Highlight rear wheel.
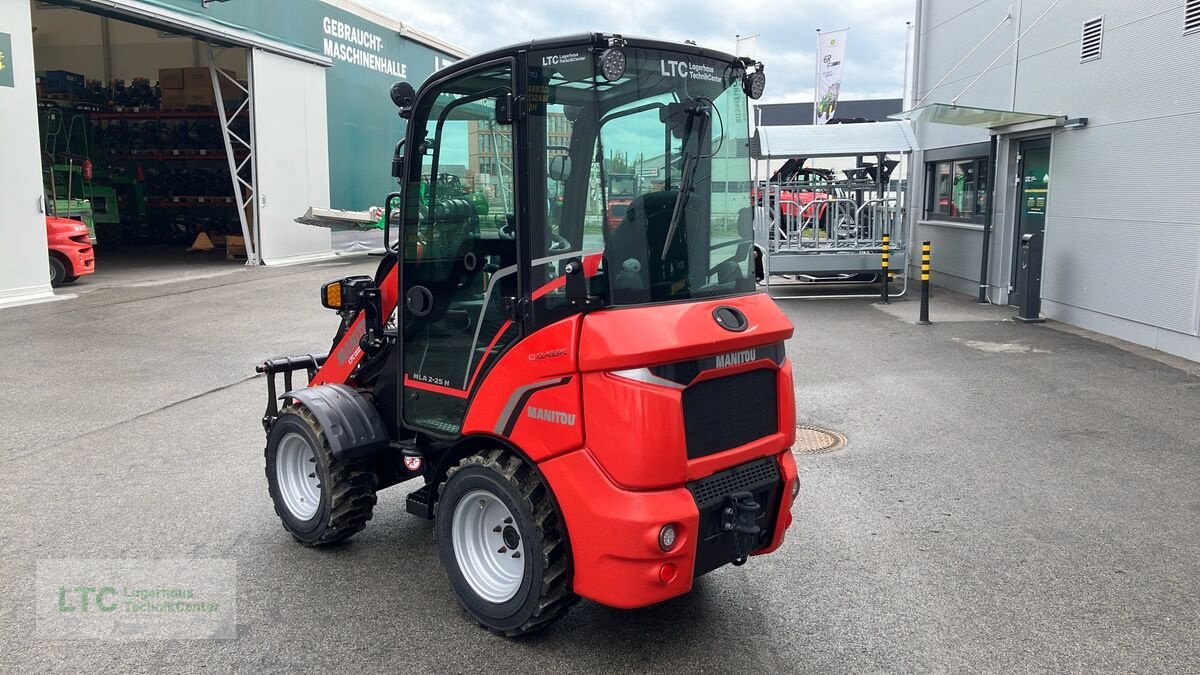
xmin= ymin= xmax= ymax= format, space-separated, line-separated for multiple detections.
xmin=436 ymin=449 xmax=577 ymax=635
xmin=265 ymin=405 xmax=377 ymax=546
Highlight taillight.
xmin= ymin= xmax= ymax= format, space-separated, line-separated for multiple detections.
xmin=82 ymin=159 xmax=93 ymax=181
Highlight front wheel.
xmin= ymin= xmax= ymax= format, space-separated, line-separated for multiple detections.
xmin=265 ymin=405 xmax=377 ymax=546
xmin=49 ymin=257 xmax=67 ymax=288
xmin=436 ymin=449 xmax=577 ymax=635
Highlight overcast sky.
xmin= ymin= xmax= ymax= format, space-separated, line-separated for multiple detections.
xmin=357 ymin=0 xmax=915 ymax=104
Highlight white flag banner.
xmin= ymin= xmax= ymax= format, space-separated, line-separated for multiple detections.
xmin=815 ymin=29 xmax=848 ymax=125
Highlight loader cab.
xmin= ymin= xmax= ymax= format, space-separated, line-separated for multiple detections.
xmin=391 ymin=34 xmax=766 ymax=437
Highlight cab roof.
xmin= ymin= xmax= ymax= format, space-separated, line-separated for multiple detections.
xmin=433 ymin=33 xmax=743 ymax=83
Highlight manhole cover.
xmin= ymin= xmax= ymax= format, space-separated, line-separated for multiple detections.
xmin=792 ymin=425 xmax=847 ymax=455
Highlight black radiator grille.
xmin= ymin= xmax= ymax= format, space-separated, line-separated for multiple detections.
xmin=682 ymin=368 xmax=779 ymax=459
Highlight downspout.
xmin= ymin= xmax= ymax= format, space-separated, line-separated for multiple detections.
xmin=910 ymin=0 xmax=923 ymax=108
xmin=910 ymin=0 xmax=923 ymax=281
xmin=977 ymin=134 xmax=998 ymax=303
xmin=979 ymin=1 xmax=1020 ymax=304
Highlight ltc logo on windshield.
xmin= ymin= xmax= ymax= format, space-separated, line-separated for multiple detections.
xmin=659 ymin=59 xmax=722 ymax=83
xmin=542 ymin=52 xmax=586 ymax=67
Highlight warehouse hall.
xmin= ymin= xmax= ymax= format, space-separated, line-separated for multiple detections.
xmin=0 ymin=0 xmax=466 ymax=308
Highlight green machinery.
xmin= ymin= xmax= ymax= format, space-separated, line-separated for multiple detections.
xmin=40 ymin=104 xmax=147 ymax=244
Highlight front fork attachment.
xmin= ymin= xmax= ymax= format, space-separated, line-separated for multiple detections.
xmin=255 ymin=353 xmax=327 ymax=431
xmin=723 ymin=490 xmax=763 ymax=564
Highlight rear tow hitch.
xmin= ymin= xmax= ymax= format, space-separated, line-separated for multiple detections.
xmin=723 ymin=490 xmax=763 ymax=563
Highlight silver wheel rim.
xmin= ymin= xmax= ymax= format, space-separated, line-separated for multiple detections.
xmin=276 ymin=432 xmax=321 ymax=521
xmin=452 ymin=489 xmax=525 ymax=603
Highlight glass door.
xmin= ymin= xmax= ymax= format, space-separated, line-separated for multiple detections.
xmin=399 ymin=62 xmax=520 ymax=435
xmin=1011 ymin=137 xmax=1051 ymax=297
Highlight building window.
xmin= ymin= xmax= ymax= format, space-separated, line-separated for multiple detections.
xmin=926 ymin=157 xmax=989 ymax=223
xmin=1186 ymin=0 xmax=1199 ymax=35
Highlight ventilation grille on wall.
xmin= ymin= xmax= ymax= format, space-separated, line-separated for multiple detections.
xmin=1186 ymin=0 xmax=1200 ymax=35
xmin=1080 ymin=16 xmax=1104 ymax=62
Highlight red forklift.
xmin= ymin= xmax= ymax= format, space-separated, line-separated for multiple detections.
xmin=257 ymin=34 xmax=796 ymax=635
xmin=604 ymin=172 xmax=638 ymax=229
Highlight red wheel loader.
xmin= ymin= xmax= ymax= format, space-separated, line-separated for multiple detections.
xmin=257 ymin=34 xmax=796 ymax=635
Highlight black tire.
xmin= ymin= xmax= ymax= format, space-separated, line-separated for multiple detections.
xmin=264 ymin=405 xmax=377 ymax=546
xmin=436 ymin=449 xmax=578 ymax=636
xmin=49 ymin=257 xmax=67 ymax=288
xmin=63 ymin=275 xmax=80 ymax=284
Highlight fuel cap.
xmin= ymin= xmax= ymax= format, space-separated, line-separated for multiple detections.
xmin=713 ymin=306 xmax=748 ymax=332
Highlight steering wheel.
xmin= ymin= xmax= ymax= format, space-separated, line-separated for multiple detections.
xmin=495 ymin=213 xmax=516 ymax=240
xmin=547 ymin=230 xmax=571 ymax=253
xmin=494 ymin=214 xmax=572 ymax=252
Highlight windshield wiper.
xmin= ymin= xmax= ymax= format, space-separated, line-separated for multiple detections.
xmin=660 ymin=105 xmax=710 ymax=261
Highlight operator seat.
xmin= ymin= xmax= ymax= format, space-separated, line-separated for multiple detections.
xmin=605 ymin=190 xmax=680 ymax=304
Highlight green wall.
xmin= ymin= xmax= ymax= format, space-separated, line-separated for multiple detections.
xmin=127 ymin=0 xmax=459 ymax=209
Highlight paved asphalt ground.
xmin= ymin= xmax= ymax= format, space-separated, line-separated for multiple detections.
xmin=3 ymin=259 xmax=1199 ymax=673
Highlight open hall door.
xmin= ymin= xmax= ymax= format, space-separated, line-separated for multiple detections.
xmin=252 ymin=49 xmax=333 ymax=265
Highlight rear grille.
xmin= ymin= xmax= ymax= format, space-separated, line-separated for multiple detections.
xmin=687 ymin=457 xmax=780 ymax=506
xmin=682 ymin=368 xmax=778 ymax=459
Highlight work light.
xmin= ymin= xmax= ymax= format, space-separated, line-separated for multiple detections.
xmin=599 ymin=47 xmax=626 ymax=82
xmin=743 ymin=70 xmax=766 ymax=100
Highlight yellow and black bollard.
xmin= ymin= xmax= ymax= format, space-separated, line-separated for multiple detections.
xmin=917 ymin=241 xmax=932 ymax=325
xmin=878 ymin=234 xmax=891 ymax=305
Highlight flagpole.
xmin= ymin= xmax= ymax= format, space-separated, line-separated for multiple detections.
xmin=813 ymin=29 xmax=821 ymax=125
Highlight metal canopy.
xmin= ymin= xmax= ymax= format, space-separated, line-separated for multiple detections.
xmin=890 ymin=103 xmax=1064 ymax=131
xmin=751 ymin=121 xmax=918 ymax=159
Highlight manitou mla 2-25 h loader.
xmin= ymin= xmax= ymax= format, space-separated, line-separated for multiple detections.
xmin=257 ymin=34 xmax=797 ymax=635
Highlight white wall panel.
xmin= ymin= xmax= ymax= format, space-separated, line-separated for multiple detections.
xmin=1043 ymin=216 xmax=1199 ymax=335
xmin=0 ymin=1 xmax=55 ymax=307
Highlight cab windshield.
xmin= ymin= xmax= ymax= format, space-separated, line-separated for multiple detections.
xmin=530 ymin=45 xmax=756 ymax=308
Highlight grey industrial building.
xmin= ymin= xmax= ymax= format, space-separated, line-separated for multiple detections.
xmin=906 ymin=0 xmax=1200 ymax=362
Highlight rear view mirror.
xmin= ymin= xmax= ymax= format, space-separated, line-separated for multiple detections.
xmin=548 ymin=155 xmax=572 ymax=182
xmin=390 ymin=81 xmax=416 ymax=118
xmin=391 ymin=140 xmax=405 ymax=179
xmin=495 ymin=93 xmax=515 ymax=125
